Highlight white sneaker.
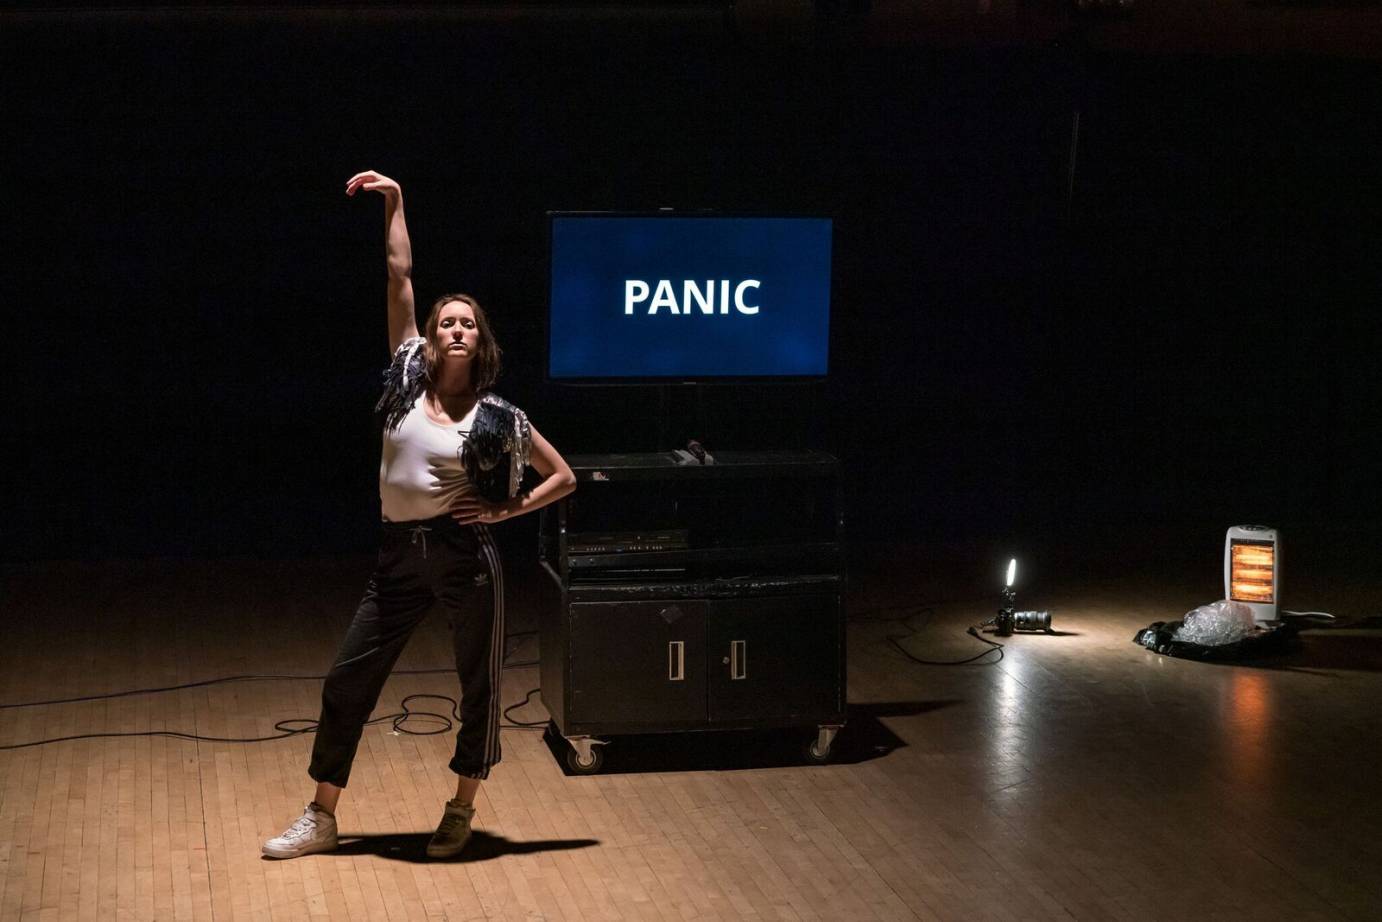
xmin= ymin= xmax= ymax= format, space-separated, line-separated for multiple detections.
xmin=262 ymin=802 xmax=338 ymax=859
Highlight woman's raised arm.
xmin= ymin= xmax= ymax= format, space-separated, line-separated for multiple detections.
xmin=346 ymin=170 xmax=418 ymax=353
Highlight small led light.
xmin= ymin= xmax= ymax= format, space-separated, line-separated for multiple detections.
xmin=992 ymin=557 xmax=1053 ymax=636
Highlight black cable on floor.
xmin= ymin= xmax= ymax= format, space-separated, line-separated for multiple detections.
xmin=502 ymin=687 xmax=548 ymax=728
xmin=853 ymin=604 xmax=1005 ymax=665
xmin=887 ymin=626 xmax=1004 ymax=666
xmin=0 ymin=635 xmax=549 ymax=750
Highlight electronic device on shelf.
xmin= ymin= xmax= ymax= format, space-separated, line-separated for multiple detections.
xmin=565 ymin=530 xmax=690 ymax=555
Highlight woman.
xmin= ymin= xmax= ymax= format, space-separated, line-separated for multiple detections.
xmin=263 ymin=170 xmax=576 ymax=860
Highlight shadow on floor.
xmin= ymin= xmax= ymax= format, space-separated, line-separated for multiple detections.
xmin=1146 ymin=627 xmax=1382 ymax=674
xmin=541 ymin=700 xmax=960 ymax=776
xmin=317 ymin=831 xmax=600 ymax=863
xmin=1242 ymin=631 xmax=1382 ymax=673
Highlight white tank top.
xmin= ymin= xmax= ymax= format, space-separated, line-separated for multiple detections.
xmin=379 ymin=394 xmax=479 ymax=522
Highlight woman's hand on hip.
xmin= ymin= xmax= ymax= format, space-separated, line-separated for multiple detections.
xmin=450 ymin=495 xmax=509 ymax=525
xmin=345 ymin=170 xmax=401 ymax=199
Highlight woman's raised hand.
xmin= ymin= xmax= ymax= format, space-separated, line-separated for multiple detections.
xmin=345 ymin=170 xmax=401 ymax=198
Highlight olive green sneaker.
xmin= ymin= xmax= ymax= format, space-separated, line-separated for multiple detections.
xmin=426 ymin=799 xmax=476 ymax=858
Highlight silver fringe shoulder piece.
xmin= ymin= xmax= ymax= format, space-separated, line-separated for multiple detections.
xmin=375 ymin=336 xmax=428 ymax=432
xmin=462 ymin=393 xmax=533 ymax=503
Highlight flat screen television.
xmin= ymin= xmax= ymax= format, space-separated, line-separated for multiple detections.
xmin=547 ymin=212 xmax=832 ymax=383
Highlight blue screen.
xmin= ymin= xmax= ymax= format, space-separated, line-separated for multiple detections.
xmin=548 ymin=215 xmax=832 ymax=379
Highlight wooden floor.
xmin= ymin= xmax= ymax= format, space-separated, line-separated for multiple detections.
xmin=2 ymin=541 xmax=1380 ymax=922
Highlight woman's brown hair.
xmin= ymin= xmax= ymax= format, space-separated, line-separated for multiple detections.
xmin=421 ymin=293 xmax=502 ymax=392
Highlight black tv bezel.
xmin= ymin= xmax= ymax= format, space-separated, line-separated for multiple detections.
xmin=544 ymin=210 xmax=834 ymax=386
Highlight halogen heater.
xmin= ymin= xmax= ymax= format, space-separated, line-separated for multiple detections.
xmin=1224 ymin=525 xmax=1279 ymax=624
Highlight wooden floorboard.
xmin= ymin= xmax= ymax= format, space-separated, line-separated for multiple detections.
xmin=1 ymin=546 xmax=1380 ymax=921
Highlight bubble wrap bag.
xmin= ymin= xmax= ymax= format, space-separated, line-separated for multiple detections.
xmin=1172 ymin=599 xmax=1259 ymax=646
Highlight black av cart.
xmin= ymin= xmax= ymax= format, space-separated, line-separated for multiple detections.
xmin=536 ymin=450 xmax=846 ymax=773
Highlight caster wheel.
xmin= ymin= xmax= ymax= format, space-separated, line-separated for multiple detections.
xmin=565 ymin=745 xmax=605 ymax=775
xmin=802 ymin=737 xmax=832 ymax=765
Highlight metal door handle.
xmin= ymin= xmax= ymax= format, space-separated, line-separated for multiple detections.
xmin=668 ymin=641 xmax=684 ymax=681
xmin=729 ymin=640 xmax=746 ymax=680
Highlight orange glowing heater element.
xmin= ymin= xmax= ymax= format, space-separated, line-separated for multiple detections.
xmin=1230 ymin=542 xmax=1276 ymax=603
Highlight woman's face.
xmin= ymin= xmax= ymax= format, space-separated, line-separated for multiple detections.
xmin=435 ymin=300 xmax=480 ymax=362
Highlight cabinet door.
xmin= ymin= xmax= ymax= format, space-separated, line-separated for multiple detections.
xmin=569 ymin=600 xmax=707 ymax=724
xmin=707 ymin=594 xmax=842 ymax=723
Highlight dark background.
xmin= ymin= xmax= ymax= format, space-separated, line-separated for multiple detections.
xmin=5 ymin=3 xmax=1381 ymax=582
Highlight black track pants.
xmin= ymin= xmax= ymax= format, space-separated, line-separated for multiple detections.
xmin=308 ymin=515 xmax=505 ymax=786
